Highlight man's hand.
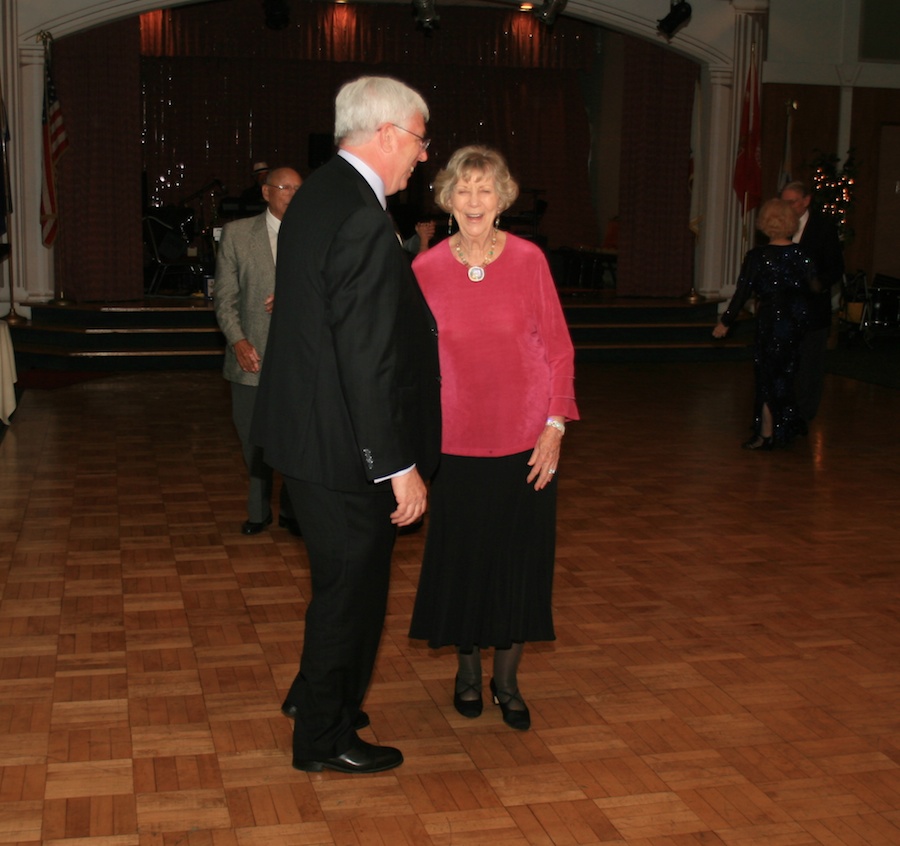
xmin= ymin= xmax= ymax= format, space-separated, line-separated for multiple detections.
xmin=234 ymin=338 xmax=261 ymax=373
xmin=390 ymin=468 xmax=428 ymax=526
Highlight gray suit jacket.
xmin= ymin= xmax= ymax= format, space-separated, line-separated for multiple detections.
xmin=213 ymin=212 xmax=275 ymax=385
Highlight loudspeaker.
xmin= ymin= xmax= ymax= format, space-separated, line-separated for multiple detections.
xmin=308 ymin=133 xmax=333 ymax=171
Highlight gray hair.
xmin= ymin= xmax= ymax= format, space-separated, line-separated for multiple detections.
xmin=334 ymin=76 xmax=429 ymax=146
xmin=781 ymin=180 xmax=810 ymax=198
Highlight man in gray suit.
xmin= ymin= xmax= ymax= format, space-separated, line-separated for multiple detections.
xmin=214 ymin=166 xmax=303 ymax=535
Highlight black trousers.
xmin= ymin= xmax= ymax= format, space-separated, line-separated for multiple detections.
xmin=794 ymin=326 xmax=829 ymax=422
xmin=282 ymin=475 xmax=397 ymax=758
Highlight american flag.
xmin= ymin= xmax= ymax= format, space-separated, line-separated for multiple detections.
xmin=40 ymin=44 xmax=69 ymax=248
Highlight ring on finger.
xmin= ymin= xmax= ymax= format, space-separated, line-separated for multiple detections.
xmin=548 ymin=468 xmax=556 ymax=475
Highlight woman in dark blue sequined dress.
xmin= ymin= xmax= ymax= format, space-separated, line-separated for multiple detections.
xmin=713 ymin=198 xmax=819 ymax=450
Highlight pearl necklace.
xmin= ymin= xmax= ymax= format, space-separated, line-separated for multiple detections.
xmin=454 ymin=231 xmax=497 ymax=283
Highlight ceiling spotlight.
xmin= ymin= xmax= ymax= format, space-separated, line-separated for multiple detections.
xmin=533 ymin=0 xmax=568 ymax=26
xmin=412 ymin=0 xmax=440 ymax=32
xmin=657 ymin=1 xmax=692 ymax=40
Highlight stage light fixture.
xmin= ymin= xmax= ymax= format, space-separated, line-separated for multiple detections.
xmin=533 ymin=0 xmax=568 ymax=26
xmin=412 ymin=0 xmax=440 ymax=32
xmin=657 ymin=1 xmax=692 ymax=40
xmin=263 ymin=0 xmax=290 ymax=31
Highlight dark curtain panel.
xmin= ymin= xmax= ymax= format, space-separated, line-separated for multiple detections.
xmin=142 ymin=59 xmax=596 ymax=251
xmin=617 ymin=37 xmax=698 ymax=297
xmin=761 ymin=83 xmax=840 ymax=200
xmin=54 ymin=20 xmax=143 ymax=302
xmin=140 ymin=1 xmax=597 ymax=251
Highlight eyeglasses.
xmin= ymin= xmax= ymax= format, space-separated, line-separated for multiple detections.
xmin=390 ymin=123 xmax=431 ymax=151
xmin=266 ymin=183 xmax=301 ymax=192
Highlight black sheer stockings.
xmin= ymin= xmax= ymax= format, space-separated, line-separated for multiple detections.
xmin=456 ymin=643 xmax=526 ymax=709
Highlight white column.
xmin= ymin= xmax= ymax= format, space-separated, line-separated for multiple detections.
xmin=716 ymin=1 xmax=768 ymax=303
xmin=694 ymin=2 xmax=769 ymax=301
xmin=695 ymin=66 xmax=735 ymax=299
xmin=0 ymin=16 xmax=53 ymax=319
xmin=836 ymin=66 xmax=859 ymax=170
xmin=836 ymin=0 xmax=861 ymax=169
xmin=0 ymin=0 xmax=21 ymax=316
xmin=18 ymin=44 xmax=54 ymax=306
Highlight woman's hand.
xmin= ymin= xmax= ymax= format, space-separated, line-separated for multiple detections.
xmin=526 ymin=420 xmax=564 ymax=491
xmin=712 ymin=321 xmax=728 ymax=339
xmin=415 ymin=220 xmax=436 ymax=252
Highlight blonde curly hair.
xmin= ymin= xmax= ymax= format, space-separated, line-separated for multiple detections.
xmin=433 ymin=145 xmax=519 ymax=214
xmin=757 ymin=198 xmax=800 ymax=241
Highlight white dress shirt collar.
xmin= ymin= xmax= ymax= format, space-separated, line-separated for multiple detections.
xmin=265 ymin=208 xmax=281 ymax=263
xmin=793 ymin=209 xmax=809 ymax=243
xmin=338 ymin=149 xmax=386 ymax=209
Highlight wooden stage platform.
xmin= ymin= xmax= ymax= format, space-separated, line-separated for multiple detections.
xmin=7 ymin=294 xmax=751 ymax=372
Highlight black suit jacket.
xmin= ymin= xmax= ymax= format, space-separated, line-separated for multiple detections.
xmin=799 ymin=210 xmax=844 ymax=329
xmin=251 ymin=155 xmax=441 ymax=492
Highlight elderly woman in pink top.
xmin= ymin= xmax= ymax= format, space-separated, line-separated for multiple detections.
xmin=408 ymin=145 xmax=579 ymax=731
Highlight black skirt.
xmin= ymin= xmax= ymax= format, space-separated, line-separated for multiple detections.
xmin=409 ymin=451 xmax=557 ymax=651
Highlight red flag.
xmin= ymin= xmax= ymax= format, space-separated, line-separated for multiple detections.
xmin=732 ymin=50 xmax=761 ymax=215
xmin=40 ymin=42 xmax=69 ymax=248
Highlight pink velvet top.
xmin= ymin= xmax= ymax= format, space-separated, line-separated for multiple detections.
xmin=413 ymin=234 xmax=579 ymax=457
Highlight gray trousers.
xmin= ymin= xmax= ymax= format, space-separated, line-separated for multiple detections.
xmin=231 ymin=381 xmax=294 ymax=522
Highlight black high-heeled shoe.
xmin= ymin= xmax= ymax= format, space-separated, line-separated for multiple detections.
xmin=453 ymin=676 xmax=483 ymax=718
xmin=489 ymin=678 xmax=530 ymax=731
xmin=742 ymin=435 xmax=773 ymax=451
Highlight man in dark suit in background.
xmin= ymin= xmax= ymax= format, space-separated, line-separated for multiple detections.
xmin=781 ymin=180 xmax=845 ymax=423
xmin=251 ymin=77 xmax=440 ymax=774
xmin=239 ymin=161 xmax=269 ymax=209
xmin=214 ymin=166 xmax=303 ymax=536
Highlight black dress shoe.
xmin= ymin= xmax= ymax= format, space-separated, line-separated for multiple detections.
xmin=292 ymin=737 xmax=403 ymax=774
xmin=490 ymin=678 xmax=531 ymax=731
xmin=241 ymin=513 xmax=273 ymax=535
xmin=278 ymin=514 xmax=303 ymax=537
xmin=281 ymin=701 xmax=370 ymax=731
xmin=741 ymin=435 xmax=773 ymax=451
xmin=452 ymin=676 xmax=483 ymax=718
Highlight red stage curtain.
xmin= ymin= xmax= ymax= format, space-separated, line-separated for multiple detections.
xmin=617 ymin=37 xmax=698 ymax=297
xmin=139 ymin=2 xmax=594 ymax=69
xmin=54 ymin=20 xmax=144 ymax=302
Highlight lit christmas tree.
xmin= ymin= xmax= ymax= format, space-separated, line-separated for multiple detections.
xmin=810 ymin=151 xmax=855 ymax=243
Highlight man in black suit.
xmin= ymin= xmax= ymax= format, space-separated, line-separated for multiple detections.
xmin=250 ymin=77 xmax=440 ymax=774
xmin=781 ymin=181 xmax=845 ymax=423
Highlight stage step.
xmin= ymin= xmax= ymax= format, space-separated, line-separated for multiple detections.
xmin=9 ymin=294 xmax=752 ymax=372
xmin=561 ymin=296 xmax=753 ymax=363
xmin=10 ymin=300 xmax=226 ymax=371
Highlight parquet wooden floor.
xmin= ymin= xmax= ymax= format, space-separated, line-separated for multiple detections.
xmin=0 ymin=360 xmax=898 ymax=845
